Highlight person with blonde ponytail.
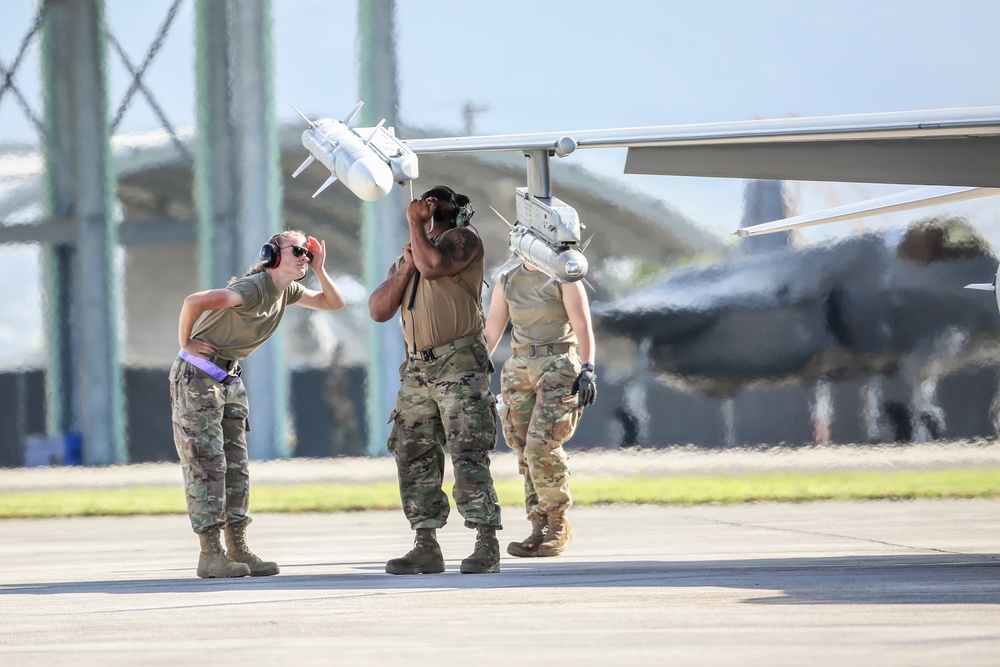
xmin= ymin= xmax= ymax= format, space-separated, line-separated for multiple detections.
xmin=170 ymin=230 xmax=345 ymax=578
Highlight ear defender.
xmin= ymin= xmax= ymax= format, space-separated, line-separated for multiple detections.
xmin=453 ymin=193 xmax=474 ymax=227
xmin=422 ymin=186 xmax=474 ymax=227
xmin=260 ymin=239 xmax=281 ymax=268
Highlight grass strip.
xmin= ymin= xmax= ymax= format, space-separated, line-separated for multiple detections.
xmin=0 ymin=467 xmax=997 ymax=519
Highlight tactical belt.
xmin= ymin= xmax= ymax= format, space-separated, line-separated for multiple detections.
xmin=512 ymin=343 xmax=575 ymax=358
xmin=179 ymin=350 xmax=242 ymax=385
xmin=409 ymin=334 xmax=484 ymax=362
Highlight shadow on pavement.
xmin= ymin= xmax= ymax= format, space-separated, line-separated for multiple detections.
xmin=3 ymin=553 xmax=998 ymax=605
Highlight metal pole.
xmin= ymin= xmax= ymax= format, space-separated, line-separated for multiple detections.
xmin=526 ymin=150 xmax=552 ymax=199
xmin=358 ymin=0 xmax=405 ymax=456
xmin=41 ymin=0 xmax=125 ymax=464
xmin=194 ymin=0 xmax=239 ymax=291
xmin=227 ymin=0 xmax=287 ymax=459
xmin=40 ymin=0 xmax=78 ymax=444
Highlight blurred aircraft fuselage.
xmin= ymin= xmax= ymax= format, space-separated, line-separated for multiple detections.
xmin=595 ymin=223 xmax=1000 ymax=398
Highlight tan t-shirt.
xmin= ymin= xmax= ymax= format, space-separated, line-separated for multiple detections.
xmin=502 ymin=264 xmax=577 ymax=348
xmin=398 ymin=228 xmax=485 ymax=353
xmin=191 ymin=271 xmax=305 ymax=363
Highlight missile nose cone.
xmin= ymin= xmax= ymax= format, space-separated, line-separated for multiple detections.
xmin=346 ymin=156 xmax=393 ymax=201
xmin=564 ymin=254 xmax=588 ymax=280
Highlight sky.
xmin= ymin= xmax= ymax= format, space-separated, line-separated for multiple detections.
xmin=2 ymin=0 xmax=1000 ymax=363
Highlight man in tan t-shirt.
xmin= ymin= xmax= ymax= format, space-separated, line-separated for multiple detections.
xmin=369 ymin=185 xmax=503 ymax=575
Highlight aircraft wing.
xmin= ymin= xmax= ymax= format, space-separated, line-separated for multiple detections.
xmin=738 ymin=185 xmax=1000 ymax=237
xmin=403 ymin=106 xmax=1000 ymax=187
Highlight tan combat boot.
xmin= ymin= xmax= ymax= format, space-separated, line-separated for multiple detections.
xmin=460 ymin=525 xmax=500 ymax=574
xmin=197 ymin=526 xmax=251 ymax=578
xmin=385 ymin=528 xmax=446 ymax=575
xmin=538 ymin=510 xmax=574 ymax=557
xmin=225 ymin=520 xmax=280 ymax=577
xmin=506 ymin=512 xmax=548 ymax=558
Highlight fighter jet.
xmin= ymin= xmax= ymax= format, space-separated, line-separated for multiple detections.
xmin=593 ymin=215 xmax=1000 ymax=398
xmin=591 ymin=170 xmax=1000 ymax=445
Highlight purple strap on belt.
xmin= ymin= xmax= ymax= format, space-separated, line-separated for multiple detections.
xmin=179 ymin=350 xmax=241 ymax=384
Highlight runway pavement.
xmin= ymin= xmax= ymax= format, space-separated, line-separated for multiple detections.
xmin=1 ymin=499 xmax=998 ymax=666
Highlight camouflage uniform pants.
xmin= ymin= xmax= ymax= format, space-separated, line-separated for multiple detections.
xmin=169 ymin=356 xmax=251 ymax=534
xmin=500 ymin=353 xmax=582 ymax=517
xmin=387 ymin=339 xmax=502 ymax=530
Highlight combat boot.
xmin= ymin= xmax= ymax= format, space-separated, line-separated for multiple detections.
xmin=197 ymin=526 xmax=251 ymax=578
xmin=506 ymin=512 xmax=548 ymax=558
xmin=225 ymin=520 xmax=280 ymax=577
xmin=460 ymin=525 xmax=500 ymax=574
xmin=385 ymin=528 xmax=446 ymax=575
xmin=538 ymin=509 xmax=574 ymax=557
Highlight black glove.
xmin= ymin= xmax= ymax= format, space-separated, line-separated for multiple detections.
xmin=572 ymin=364 xmax=597 ymax=407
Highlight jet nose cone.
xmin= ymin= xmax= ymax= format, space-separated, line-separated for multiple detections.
xmin=346 ymin=156 xmax=393 ymax=202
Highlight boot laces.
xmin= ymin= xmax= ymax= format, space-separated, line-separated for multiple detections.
xmin=209 ymin=529 xmax=226 ymax=553
xmin=473 ymin=527 xmax=497 ymax=554
xmin=228 ymin=526 xmax=259 ymax=558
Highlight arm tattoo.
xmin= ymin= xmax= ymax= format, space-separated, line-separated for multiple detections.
xmin=438 ymin=230 xmax=480 ymax=270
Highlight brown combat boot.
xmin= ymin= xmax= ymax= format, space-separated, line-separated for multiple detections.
xmin=385 ymin=528 xmax=446 ymax=575
xmin=506 ymin=512 xmax=548 ymax=558
xmin=197 ymin=526 xmax=251 ymax=578
xmin=225 ymin=520 xmax=279 ymax=576
xmin=460 ymin=525 xmax=500 ymax=574
xmin=538 ymin=510 xmax=574 ymax=557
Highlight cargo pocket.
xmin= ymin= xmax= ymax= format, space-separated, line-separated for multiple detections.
xmin=467 ymin=393 xmax=498 ymax=451
xmin=386 ymin=409 xmax=401 ymax=455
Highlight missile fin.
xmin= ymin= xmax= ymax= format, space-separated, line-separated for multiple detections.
xmin=965 ymin=283 xmax=996 ymax=291
xmin=582 ymin=277 xmax=595 ymax=292
xmin=291 ymin=105 xmax=316 ymax=127
xmin=312 ymin=174 xmax=338 ymax=198
xmin=364 ymin=119 xmax=387 ymax=145
xmin=343 ymin=101 xmax=364 ymax=125
xmin=489 ymin=205 xmax=515 ymax=228
xmin=580 ymin=233 xmax=595 ymax=252
xmin=541 ymin=276 xmax=559 ymax=291
xmin=490 ymin=254 xmax=522 ymax=282
xmin=292 ymin=154 xmax=315 ymax=178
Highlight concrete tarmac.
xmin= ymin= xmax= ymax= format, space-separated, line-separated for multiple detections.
xmin=1 ymin=499 xmax=998 ymax=666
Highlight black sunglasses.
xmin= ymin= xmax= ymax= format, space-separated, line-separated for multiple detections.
xmin=281 ymin=244 xmax=313 ymax=262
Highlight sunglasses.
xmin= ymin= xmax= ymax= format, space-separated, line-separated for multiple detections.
xmin=280 ymin=244 xmax=313 ymax=262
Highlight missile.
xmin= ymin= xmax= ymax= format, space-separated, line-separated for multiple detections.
xmin=490 ymin=189 xmax=592 ymax=286
xmin=291 ymin=102 xmax=419 ymax=201
xmin=507 ymin=225 xmax=589 ymax=284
